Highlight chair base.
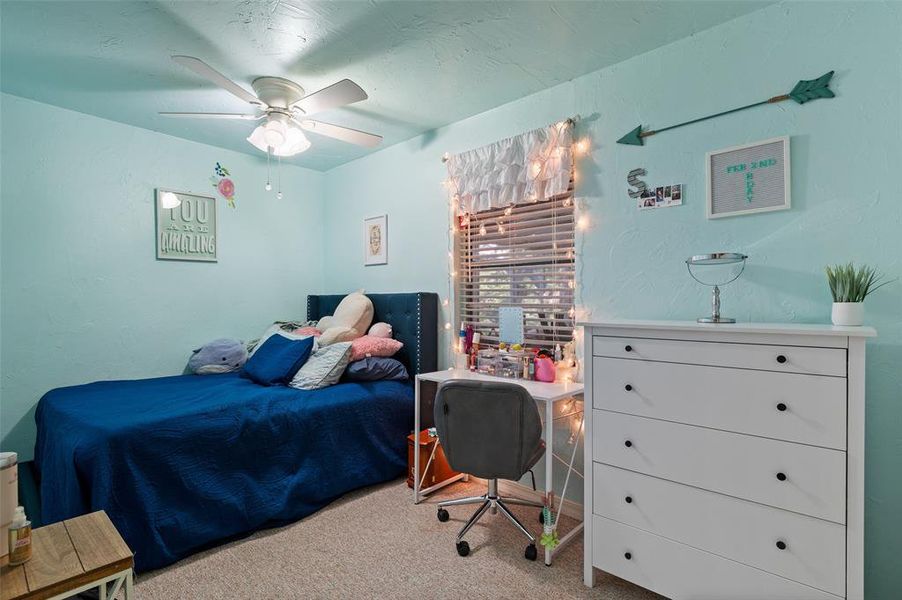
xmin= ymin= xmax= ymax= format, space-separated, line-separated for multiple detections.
xmin=437 ymin=479 xmax=544 ymax=558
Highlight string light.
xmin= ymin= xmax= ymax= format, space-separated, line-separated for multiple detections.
xmin=442 ymin=118 xmax=588 ymax=364
xmin=573 ymin=138 xmax=590 ymax=156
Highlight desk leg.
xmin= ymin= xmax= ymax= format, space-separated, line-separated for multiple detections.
xmin=125 ymin=569 xmax=134 ymax=599
xmin=544 ymin=398 xmax=554 ymax=566
xmin=414 ymin=378 xmax=421 ymax=504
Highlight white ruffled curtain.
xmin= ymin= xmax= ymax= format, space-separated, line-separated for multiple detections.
xmin=446 ymin=121 xmax=573 ymax=215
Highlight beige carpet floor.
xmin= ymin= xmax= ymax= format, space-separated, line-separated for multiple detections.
xmin=135 ymin=479 xmax=664 ymax=599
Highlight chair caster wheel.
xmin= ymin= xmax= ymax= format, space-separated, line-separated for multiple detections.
xmin=525 ymin=543 xmax=538 ymax=561
xmin=456 ymin=540 xmax=470 ymax=557
xmin=437 ymin=508 xmax=449 ymax=522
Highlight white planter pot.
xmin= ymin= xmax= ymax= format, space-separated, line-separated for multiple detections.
xmin=832 ymin=302 xmax=864 ymax=326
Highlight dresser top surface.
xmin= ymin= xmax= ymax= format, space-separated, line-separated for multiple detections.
xmin=579 ymin=319 xmax=876 ymax=338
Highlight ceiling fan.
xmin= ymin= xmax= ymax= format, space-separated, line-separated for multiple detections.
xmin=160 ymin=56 xmax=382 ymax=157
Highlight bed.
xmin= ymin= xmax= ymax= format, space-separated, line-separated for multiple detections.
xmin=35 ymin=292 xmax=438 ymax=572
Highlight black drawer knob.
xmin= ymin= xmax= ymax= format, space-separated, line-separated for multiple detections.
xmin=624 ymin=384 xmax=633 ymax=392
xmin=776 ymin=540 xmax=787 ymax=550
xmin=777 ymin=402 xmax=787 ymax=412
xmin=624 ymin=345 xmax=633 ymax=352
xmin=776 ymin=355 xmax=787 ymax=364
xmin=624 ymin=552 xmax=632 ymax=560
xmin=625 ymin=496 xmax=633 ymax=504
xmin=624 ymin=440 xmax=633 ymax=448
xmin=776 ymin=472 xmax=787 ymax=481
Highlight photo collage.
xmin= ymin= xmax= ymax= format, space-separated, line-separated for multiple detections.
xmin=639 ymin=183 xmax=683 ymax=210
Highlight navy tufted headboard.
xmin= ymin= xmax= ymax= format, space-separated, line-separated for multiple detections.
xmin=307 ymin=292 xmax=438 ymax=375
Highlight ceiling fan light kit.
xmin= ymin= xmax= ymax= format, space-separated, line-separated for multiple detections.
xmin=162 ymin=56 xmax=384 ymax=195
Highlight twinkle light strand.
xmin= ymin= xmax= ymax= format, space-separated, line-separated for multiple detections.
xmin=442 ymin=116 xmax=591 ymax=362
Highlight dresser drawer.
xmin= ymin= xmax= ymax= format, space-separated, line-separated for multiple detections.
xmin=593 ymin=357 xmax=847 ymax=449
xmin=591 ymin=515 xmax=841 ymax=600
xmin=593 ymin=463 xmax=845 ymax=595
xmin=593 ymin=410 xmax=846 ymax=523
xmin=593 ymin=336 xmax=846 ymax=377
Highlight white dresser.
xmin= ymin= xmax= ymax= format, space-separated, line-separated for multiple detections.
xmin=582 ymin=320 xmax=875 ymax=600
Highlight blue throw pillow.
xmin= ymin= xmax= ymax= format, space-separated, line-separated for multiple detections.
xmin=343 ymin=357 xmax=410 ymax=382
xmin=242 ymin=334 xmax=314 ymax=386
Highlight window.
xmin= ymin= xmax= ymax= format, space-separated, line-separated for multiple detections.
xmin=455 ymin=187 xmax=575 ymax=349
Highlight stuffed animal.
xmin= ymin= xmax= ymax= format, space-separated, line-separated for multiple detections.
xmin=317 ymin=291 xmax=374 ymax=346
xmin=368 ymin=322 xmax=392 ymax=338
xmin=188 ymin=338 xmax=248 ymax=374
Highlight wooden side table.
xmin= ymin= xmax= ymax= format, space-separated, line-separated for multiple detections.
xmin=1 ymin=511 xmax=134 ymax=600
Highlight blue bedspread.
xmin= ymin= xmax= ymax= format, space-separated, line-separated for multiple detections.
xmin=35 ymin=373 xmax=413 ymax=571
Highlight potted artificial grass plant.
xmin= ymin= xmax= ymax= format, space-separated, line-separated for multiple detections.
xmin=825 ymin=263 xmax=891 ymax=326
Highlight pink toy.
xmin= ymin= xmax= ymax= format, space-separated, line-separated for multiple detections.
xmin=368 ymin=322 xmax=393 ymax=338
xmin=534 ymin=355 xmax=556 ymax=382
xmin=292 ymin=327 xmax=322 ymax=337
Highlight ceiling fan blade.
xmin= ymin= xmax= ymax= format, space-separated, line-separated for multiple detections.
xmin=159 ymin=112 xmax=262 ymax=120
xmin=171 ymin=55 xmax=263 ymax=106
xmin=296 ymin=119 xmax=382 ymax=147
xmin=292 ymin=79 xmax=367 ymax=114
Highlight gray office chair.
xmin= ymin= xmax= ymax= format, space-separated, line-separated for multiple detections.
xmin=433 ymin=380 xmax=546 ymax=560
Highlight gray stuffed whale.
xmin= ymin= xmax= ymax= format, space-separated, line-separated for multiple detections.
xmin=188 ymin=338 xmax=248 ymax=374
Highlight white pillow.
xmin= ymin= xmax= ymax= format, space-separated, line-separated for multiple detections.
xmin=289 ymin=342 xmax=353 ymax=390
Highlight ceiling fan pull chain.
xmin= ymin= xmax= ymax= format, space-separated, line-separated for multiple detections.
xmin=277 ymin=156 xmax=283 ymax=200
xmin=265 ymin=147 xmax=272 ymax=192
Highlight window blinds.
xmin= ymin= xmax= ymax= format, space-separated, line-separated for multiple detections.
xmin=455 ymin=190 xmax=575 ymax=349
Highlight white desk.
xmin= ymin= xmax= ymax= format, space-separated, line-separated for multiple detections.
xmin=414 ymin=368 xmax=584 ymax=566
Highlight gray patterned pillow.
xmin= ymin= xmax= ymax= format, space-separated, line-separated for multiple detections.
xmin=289 ymin=342 xmax=352 ymax=390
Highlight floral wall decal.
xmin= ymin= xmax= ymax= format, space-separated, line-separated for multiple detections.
xmin=211 ymin=162 xmax=237 ymax=208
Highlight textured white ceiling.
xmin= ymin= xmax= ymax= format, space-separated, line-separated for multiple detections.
xmin=1 ymin=0 xmax=770 ymax=171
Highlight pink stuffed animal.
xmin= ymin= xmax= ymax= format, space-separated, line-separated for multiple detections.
xmin=368 ymin=322 xmax=392 ymax=338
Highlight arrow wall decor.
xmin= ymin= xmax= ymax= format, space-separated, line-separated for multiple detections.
xmin=617 ymin=71 xmax=835 ymax=146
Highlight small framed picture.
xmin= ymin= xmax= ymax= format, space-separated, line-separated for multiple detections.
xmin=706 ymin=136 xmax=790 ymax=219
xmin=364 ymin=214 xmax=388 ymax=266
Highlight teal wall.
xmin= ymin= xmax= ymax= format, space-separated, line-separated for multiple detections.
xmin=322 ymin=2 xmax=902 ymax=595
xmin=1 ymin=1 xmax=900 ymax=594
xmin=0 ymin=94 xmax=325 ymax=459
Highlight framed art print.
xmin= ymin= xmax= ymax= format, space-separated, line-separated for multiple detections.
xmin=364 ymin=214 xmax=387 ymax=266
xmin=706 ymin=136 xmax=790 ymax=219
xmin=155 ymin=189 xmax=217 ymax=262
